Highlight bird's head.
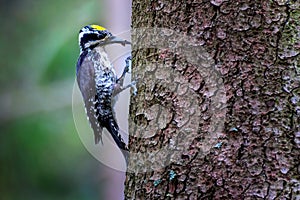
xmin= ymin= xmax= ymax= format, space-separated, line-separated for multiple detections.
xmin=78 ymin=25 xmax=130 ymax=52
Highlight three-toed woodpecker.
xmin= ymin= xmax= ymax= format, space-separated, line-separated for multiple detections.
xmin=76 ymin=25 xmax=134 ymax=162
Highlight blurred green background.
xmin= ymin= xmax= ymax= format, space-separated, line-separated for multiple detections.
xmin=0 ymin=0 xmax=108 ymax=199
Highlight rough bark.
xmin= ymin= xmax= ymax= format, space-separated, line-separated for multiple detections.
xmin=126 ymin=0 xmax=300 ymax=199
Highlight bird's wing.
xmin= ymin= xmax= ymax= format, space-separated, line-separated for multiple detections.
xmin=77 ymin=52 xmax=103 ymax=144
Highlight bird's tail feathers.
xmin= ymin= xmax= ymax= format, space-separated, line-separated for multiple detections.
xmin=104 ymin=118 xmax=129 ymax=163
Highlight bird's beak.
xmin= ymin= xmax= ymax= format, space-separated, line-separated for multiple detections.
xmin=102 ymin=36 xmax=131 ymax=46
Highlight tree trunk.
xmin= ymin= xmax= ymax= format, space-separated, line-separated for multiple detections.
xmin=125 ymin=0 xmax=300 ymax=199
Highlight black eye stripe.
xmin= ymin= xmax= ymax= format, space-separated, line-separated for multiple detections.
xmin=82 ymin=31 xmax=108 ymax=40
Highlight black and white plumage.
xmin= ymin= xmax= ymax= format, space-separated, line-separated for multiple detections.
xmin=76 ymin=25 xmax=133 ymax=162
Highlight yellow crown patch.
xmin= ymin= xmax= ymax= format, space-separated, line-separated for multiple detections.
xmin=90 ymin=25 xmax=106 ymax=31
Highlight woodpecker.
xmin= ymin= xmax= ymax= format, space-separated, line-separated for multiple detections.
xmin=76 ymin=25 xmax=134 ymax=163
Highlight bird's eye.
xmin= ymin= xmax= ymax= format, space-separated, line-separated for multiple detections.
xmin=97 ymin=31 xmax=107 ymax=40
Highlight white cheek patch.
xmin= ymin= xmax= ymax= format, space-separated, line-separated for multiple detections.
xmin=85 ymin=40 xmax=99 ymax=49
